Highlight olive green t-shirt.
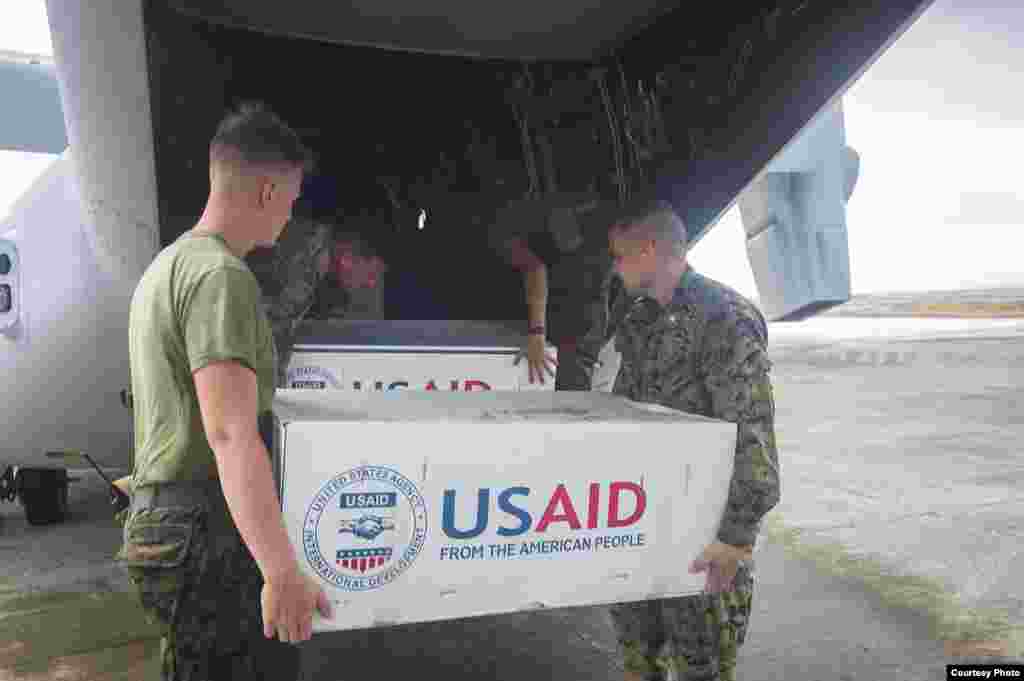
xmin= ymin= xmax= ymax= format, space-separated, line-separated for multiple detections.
xmin=128 ymin=232 xmax=276 ymax=486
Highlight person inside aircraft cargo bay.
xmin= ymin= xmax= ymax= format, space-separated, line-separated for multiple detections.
xmin=487 ymin=189 xmax=625 ymax=390
xmin=308 ymin=225 xmax=390 ymax=320
xmin=606 ymin=200 xmax=781 ymax=681
xmin=121 ymin=102 xmax=332 ymax=680
xmin=247 ymin=215 xmax=390 ymax=387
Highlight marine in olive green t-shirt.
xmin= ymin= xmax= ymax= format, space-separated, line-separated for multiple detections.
xmin=128 ymin=232 xmax=276 ymax=487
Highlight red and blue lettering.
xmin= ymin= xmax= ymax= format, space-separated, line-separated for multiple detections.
xmin=441 ymin=482 xmax=647 ymax=540
xmin=351 ymin=380 xmax=491 ymax=391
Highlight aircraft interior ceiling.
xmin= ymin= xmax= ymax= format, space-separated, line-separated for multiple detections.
xmin=141 ymin=0 xmax=931 ymax=320
xmin=0 ymin=0 xmax=932 ymax=470
xmin=145 ymin=4 xmax=682 ymax=320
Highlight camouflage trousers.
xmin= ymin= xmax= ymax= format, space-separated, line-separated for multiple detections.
xmin=552 ymin=299 xmax=611 ymax=391
xmin=608 ymin=563 xmax=755 ymax=681
xmin=554 ymin=338 xmax=603 ymax=391
xmin=116 ymin=484 xmax=301 ymax=681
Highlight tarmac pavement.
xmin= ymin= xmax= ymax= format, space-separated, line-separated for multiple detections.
xmin=1 ymin=315 xmax=1022 ymax=678
xmin=766 ymin=316 xmax=1024 ymax=657
xmin=0 ymin=473 xmax=966 ymax=681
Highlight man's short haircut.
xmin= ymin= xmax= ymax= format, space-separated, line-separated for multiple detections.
xmin=210 ymin=101 xmax=315 ymax=174
xmin=614 ymin=198 xmax=689 ymax=258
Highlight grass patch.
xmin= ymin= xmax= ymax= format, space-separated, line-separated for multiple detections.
xmin=0 ymin=578 xmax=161 ymax=678
xmin=910 ymin=303 xmax=1024 ymax=318
xmin=763 ymin=512 xmax=1024 ymax=657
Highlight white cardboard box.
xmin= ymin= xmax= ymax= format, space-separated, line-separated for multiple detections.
xmin=287 ymin=319 xmax=556 ymax=392
xmin=273 ymin=390 xmax=736 ymax=633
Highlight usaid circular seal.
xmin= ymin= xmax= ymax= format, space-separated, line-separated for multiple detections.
xmin=302 ymin=466 xmax=428 ymax=592
xmin=287 ymin=365 xmax=339 ymax=389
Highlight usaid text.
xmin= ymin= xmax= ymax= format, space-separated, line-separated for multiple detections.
xmin=441 ymin=482 xmax=647 ymax=540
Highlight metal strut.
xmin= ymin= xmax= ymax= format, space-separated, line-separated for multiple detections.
xmin=592 ymin=68 xmax=626 ymax=203
xmin=617 ymin=59 xmax=644 ymax=187
xmin=511 ymin=65 xmax=540 ymax=199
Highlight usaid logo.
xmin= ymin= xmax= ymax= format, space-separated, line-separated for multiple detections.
xmin=302 ymin=466 xmax=427 ymax=592
xmin=441 ymin=482 xmax=646 ymax=539
xmin=287 ymin=365 xmax=339 ymax=390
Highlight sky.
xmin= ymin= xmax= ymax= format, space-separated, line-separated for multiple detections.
xmin=687 ymin=0 xmax=1024 ymax=296
xmin=2 ymin=0 xmax=1023 ymax=297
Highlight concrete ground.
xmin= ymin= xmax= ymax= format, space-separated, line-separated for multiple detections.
xmin=766 ymin=317 xmax=1024 ymax=656
xmin=1 ymin=315 xmax=1022 ymax=679
xmin=0 ymin=474 xmax=965 ymax=681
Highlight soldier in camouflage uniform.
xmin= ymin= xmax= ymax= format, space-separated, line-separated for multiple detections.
xmin=247 ymin=222 xmax=389 ymax=388
xmin=308 ymin=228 xmax=389 ymax=321
xmin=606 ymin=200 xmax=780 ymax=681
xmin=119 ymin=103 xmax=331 ymax=680
xmin=246 ymin=216 xmax=333 ymax=388
xmin=488 ymin=191 xmax=623 ymax=390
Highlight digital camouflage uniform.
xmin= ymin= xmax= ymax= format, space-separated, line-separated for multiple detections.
xmin=488 ymin=192 xmax=622 ymax=390
xmin=609 ymin=268 xmax=780 ymax=681
xmin=309 ymin=277 xmax=356 ymax=320
xmin=120 ymin=231 xmax=299 ymax=680
xmin=246 ymin=218 xmax=334 ymax=388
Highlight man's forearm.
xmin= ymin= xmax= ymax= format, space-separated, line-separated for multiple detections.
xmin=213 ymin=434 xmax=299 ymax=582
xmin=524 ymin=264 xmax=548 ymax=329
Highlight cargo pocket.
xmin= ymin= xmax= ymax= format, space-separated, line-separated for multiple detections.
xmin=117 ymin=507 xmax=199 ymax=568
xmin=116 ymin=507 xmax=202 ymax=628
